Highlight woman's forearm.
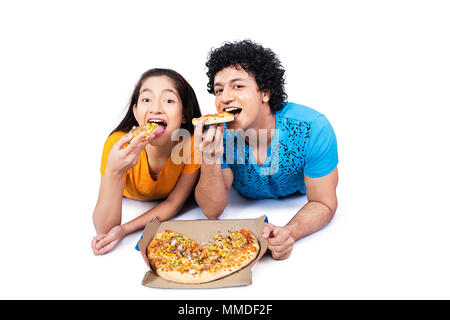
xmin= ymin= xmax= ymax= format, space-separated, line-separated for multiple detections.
xmin=122 ymin=198 xmax=181 ymax=235
xmin=122 ymin=171 xmax=200 ymax=235
xmin=92 ymin=172 xmax=125 ymax=234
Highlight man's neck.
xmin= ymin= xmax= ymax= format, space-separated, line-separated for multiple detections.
xmin=244 ymin=107 xmax=276 ymax=149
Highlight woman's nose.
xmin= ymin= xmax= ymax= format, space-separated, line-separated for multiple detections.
xmin=149 ymin=100 xmax=164 ymax=114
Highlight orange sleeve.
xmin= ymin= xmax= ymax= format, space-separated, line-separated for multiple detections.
xmin=181 ymin=135 xmax=201 ymax=174
xmin=100 ymin=131 xmax=127 ymax=175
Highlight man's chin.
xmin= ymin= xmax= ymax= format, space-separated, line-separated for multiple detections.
xmin=227 ymin=118 xmax=246 ymax=130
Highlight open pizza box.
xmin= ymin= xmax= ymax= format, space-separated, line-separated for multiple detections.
xmin=138 ymin=215 xmax=268 ymax=289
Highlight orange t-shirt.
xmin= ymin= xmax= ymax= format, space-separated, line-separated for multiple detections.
xmin=100 ymin=131 xmax=200 ymax=201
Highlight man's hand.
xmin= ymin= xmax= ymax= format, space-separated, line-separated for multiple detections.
xmin=261 ymin=223 xmax=295 ymax=260
xmin=91 ymin=225 xmax=126 ymax=255
xmin=193 ymin=118 xmax=225 ymax=164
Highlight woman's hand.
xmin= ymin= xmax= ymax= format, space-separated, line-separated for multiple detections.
xmin=91 ymin=225 xmax=127 ymax=255
xmin=105 ymin=132 xmax=153 ymax=176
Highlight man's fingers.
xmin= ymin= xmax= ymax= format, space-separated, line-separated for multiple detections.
xmin=271 ymin=246 xmax=293 ymax=260
xmin=203 ymin=124 xmax=218 ymax=145
xmin=210 ymin=124 xmax=225 ymax=150
xmin=268 ymin=240 xmax=292 ymax=254
xmin=261 ymin=223 xmax=276 ymax=238
xmin=194 ymin=118 xmax=206 ymax=149
xmin=268 ymin=228 xmax=292 ymax=246
xmin=196 ymin=125 xmax=219 ymax=153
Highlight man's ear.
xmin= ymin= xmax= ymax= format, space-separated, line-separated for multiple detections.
xmin=262 ymin=89 xmax=270 ymax=103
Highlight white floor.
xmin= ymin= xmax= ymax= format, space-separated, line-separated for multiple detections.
xmin=3 ymin=175 xmax=449 ymax=299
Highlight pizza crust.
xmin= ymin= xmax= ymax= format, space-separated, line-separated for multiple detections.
xmin=192 ymin=112 xmax=235 ymax=126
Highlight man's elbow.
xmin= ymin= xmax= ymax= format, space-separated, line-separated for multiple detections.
xmin=202 ymin=208 xmax=223 ymax=220
xmin=328 ymin=199 xmax=338 ymax=219
xmin=195 ymin=189 xmax=228 ymax=220
xmin=197 ymin=200 xmax=226 ymax=220
xmin=195 ymin=194 xmax=227 ymax=220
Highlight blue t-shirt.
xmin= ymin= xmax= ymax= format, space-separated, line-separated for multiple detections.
xmin=221 ymin=102 xmax=338 ymax=199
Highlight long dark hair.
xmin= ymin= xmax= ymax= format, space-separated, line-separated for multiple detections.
xmin=111 ymin=68 xmax=201 ymax=135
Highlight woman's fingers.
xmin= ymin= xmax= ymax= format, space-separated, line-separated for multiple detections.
xmin=95 ymin=233 xmax=114 ymax=250
xmin=97 ymin=240 xmax=119 ymax=255
xmin=114 ymin=132 xmax=134 ymax=150
xmin=92 ymin=234 xmax=107 ymax=255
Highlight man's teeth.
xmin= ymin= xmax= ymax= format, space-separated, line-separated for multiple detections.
xmin=225 ymin=107 xmax=241 ymax=113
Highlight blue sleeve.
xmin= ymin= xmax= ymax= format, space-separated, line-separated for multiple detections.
xmin=221 ymin=154 xmax=230 ymax=169
xmin=304 ymin=115 xmax=338 ymax=178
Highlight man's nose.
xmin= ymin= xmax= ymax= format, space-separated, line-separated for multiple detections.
xmin=221 ymin=86 xmax=234 ymax=103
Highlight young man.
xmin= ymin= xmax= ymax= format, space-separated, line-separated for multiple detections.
xmin=194 ymin=40 xmax=339 ymax=260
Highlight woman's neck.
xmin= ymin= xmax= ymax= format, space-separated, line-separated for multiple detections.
xmin=145 ymin=140 xmax=176 ymax=166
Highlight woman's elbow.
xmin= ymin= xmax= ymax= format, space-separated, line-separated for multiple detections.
xmin=92 ymin=212 xmax=120 ymax=235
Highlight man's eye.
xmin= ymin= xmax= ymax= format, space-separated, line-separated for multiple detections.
xmin=142 ymin=98 xmax=151 ymax=103
xmin=234 ymin=85 xmax=243 ymax=89
xmin=214 ymin=88 xmax=223 ymax=94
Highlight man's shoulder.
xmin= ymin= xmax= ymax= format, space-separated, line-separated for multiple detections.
xmin=278 ymin=102 xmax=324 ymax=123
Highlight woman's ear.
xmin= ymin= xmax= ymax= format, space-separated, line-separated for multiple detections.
xmin=181 ymin=114 xmax=187 ymax=124
xmin=132 ymin=104 xmax=137 ymax=119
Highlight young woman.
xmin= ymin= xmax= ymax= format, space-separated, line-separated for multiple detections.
xmin=92 ymin=68 xmax=202 ymax=255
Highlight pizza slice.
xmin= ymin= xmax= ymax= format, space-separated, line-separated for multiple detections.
xmin=147 ymin=229 xmax=260 ymax=284
xmin=192 ymin=111 xmax=235 ymax=126
xmin=130 ymin=122 xmax=160 ymax=138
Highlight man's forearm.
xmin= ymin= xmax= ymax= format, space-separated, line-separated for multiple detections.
xmin=195 ymin=163 xmax=229 ymax=219
xmin=285 ymin=201 xmax=336 ymax=241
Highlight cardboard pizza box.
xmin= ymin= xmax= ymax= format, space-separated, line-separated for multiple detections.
xmin=138 ymin=215 xmax=268 ymax=289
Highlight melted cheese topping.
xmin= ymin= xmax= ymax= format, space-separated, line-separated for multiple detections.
xmin=130 ymin=122 xmax=158 ymax=138
xmin=148 ymin=229 xmax=257 ymax=274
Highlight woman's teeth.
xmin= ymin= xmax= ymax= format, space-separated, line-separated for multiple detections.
xmin=148 ymin=119 xmax=167 ymax=126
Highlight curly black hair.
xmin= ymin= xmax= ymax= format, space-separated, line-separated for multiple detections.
xmin=206 ymin=40 xmax=287 ymax=113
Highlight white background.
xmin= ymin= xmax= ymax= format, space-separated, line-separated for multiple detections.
xmin=1 ymin=0 xmax=449 ymax=299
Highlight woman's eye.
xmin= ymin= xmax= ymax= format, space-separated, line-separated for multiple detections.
xmin=142 ymin=97 xmax=151 ymax=103
xmin=165 ymin=99 xmax=175 ymax=103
